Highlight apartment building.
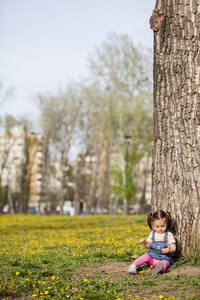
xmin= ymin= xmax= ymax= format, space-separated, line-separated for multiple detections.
xmin=0 ymin=127 xmax=43 ymax=212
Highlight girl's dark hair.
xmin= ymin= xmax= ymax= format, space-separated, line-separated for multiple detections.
xmin=147 ymin=210 xmax=172 ymax=230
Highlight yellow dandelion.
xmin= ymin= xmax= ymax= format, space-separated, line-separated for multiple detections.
xmin=51 ymin=276 xmax=55 ymax=280
xmin=32 ymin=294 xmax=37 ymax=297
xmin=159 ymin=296 xmax=164 ymax=299
xmin=84 ymin=279 xmax=88 ymax=282
xmin=44 ymin=291 xmax=49 ymax=294
xmin=16 ymin=272 xmax=19 ymax=275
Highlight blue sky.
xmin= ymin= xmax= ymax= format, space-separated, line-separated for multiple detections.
xmin=0 ymin=0 xmax=156 ymax=120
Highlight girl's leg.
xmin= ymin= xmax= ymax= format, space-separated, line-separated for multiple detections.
xmin=128 ymin=254 xmax=153 ymax=274
xmin=132 ymin=254 xmax=153 ymax=267
xmin=132 ymin=256 xmax=170 ymax=271
xmin=128 ymin=254 xmax=154 ymax=274
xmin=152 ymin=259 xmax=170 ymax=275
xmin=162 ymin=260 xmax=170 ymax=272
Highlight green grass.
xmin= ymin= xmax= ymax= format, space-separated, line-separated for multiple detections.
xmin=0 ymin=214 xmax=199 ymax=300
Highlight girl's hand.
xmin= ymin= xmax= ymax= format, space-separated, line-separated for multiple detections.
xmin=139 ymin=238 xmax=146 ymax=245
xmin=162 ymin=243 xmax=176 ymax=254
xmin=161 ymin=248 xmax=170 ymax=253
xmin=139 ymin=238 xmax=150 ymax=248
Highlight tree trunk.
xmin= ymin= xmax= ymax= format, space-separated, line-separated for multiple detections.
xmin=122 ymin=198 xmax=129 ymax=216
xmin=39 ymin=133 xmax=50 ymax=215
xmin=59 ymin=183 xmax=65 ymax=215
xmin=107 ymin=138 xmax=115 ymax=216
xmin=95 ymin=142 xmax=107 ymax=214
xmin=59 ymin=153 xmax=66 ymax=215
xmin=74 ymin=155 xmax=86 ymax=215
xmin=7 ymin=185 xmax=15 ymax=214
xmin=86 ymin=150 xmax=100 ymax=215
xmin=151 ymin=0 xmax=200 ymax=254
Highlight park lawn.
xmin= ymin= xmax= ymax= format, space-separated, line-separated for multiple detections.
xmin=0 ymin=214 xmax=199 ymax=300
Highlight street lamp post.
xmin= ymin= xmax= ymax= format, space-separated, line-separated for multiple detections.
xmin=122 ymin=135 xmax=132 ymax=216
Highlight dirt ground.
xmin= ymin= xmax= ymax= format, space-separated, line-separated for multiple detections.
xmin=76 ymin=261 xmax=200 ymax=278
xmin=72 ymin=262 xmax=200 ymax=299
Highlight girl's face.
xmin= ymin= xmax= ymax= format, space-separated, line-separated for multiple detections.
xmin=153 ymin=218 xmax=167 ymax=234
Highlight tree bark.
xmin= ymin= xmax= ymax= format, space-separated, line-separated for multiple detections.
xmin=151 ymin=0 xmax=200 ymax=254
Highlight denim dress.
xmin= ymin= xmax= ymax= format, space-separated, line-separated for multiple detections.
xmin=147 ymin=231 xmax=174 ymax=264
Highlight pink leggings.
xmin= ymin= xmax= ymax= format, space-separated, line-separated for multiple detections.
xmin=132 ymin=254 xmax=170 ymax=273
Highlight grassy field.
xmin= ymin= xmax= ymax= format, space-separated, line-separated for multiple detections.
xmin=0 ymin=214 xmax=199 ymax=300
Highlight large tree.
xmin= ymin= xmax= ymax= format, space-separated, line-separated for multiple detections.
xmin=150 ymin=0 xmax=200 ymax=254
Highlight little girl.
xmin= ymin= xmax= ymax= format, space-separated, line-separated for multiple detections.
xmin=128 ymin=210 xmax=176 ymax=275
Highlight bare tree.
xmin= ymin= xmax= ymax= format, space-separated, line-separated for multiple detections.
xmin=150 ymin=0 xmax=200 ymax=254
xmin=0 ymin=116 xmax=17 ymax=213
xmin=18 ymin=120 xmax=38 ymax=214
xmin=38 ymin=85 xmax=83 ymax=214
xmin=0 ymin=81 xmax=14 ymax=110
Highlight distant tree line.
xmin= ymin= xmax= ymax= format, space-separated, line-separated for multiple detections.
xmin=0 ymin=33 xmax=153 ymax=215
